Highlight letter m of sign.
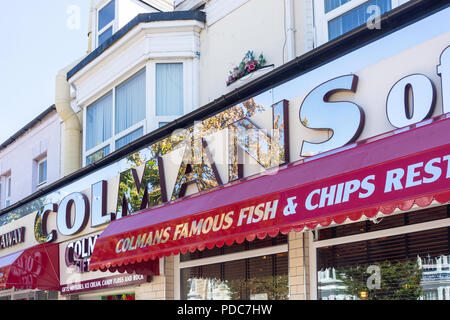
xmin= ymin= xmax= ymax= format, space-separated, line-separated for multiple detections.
xmin=116 ymin=157 xmax=165 ymax=219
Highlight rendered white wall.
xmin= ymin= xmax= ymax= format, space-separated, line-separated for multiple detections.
xmin=0 ymin=111 xmax=61 ymax=207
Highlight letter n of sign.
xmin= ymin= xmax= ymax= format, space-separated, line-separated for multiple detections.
xmin=228 ymin=99 xmax=290 ymax=181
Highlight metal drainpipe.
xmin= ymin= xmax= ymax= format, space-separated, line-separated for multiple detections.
xmin=55 ymin=63 xmax=82 ymax=176
xmin=55 ymin=1 xmax=94 ymax=176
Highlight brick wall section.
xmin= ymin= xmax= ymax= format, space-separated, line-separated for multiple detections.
xmin=288 ymin=231 xmax=310 ymax=300
xmin=135 ymin=256 xmax=175 ymax=300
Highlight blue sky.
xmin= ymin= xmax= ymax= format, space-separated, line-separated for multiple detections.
xmin=0 ymin=1 xmax=91 ymax=143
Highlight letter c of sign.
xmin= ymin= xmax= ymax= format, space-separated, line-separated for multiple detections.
xmin=34 ymin=203 xmax=58 ymax=243
xmin=116 ymin=239 xmax=124 ymax=254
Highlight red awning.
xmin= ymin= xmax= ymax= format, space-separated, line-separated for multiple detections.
xmin=90 ymin=114 xmax=450 ymax=272
xmin=0 ymin=243 xmax=60 ymax=291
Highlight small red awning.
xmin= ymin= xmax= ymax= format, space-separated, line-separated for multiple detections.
xmin=0 ymin=243 xmax=60 ymax=291
xmin=90 ymin=114 xmax=450 ymax=272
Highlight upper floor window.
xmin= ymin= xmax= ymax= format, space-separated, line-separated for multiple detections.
xmin=315 ymin=0 xmax=409 ymax=45
xmin=5 ymin=175 xmax=11 ymax=208
xmin=37 ymin=158 xmax=48 ymax=186
xmin=85 ymin=68 xmax=146 ymax=165
xmin=84 ymin=62 xmax=187 ymax=166
xmin=97 ymin=0 xmax=116 ymax=46
xmin=155 ymin=63 xmax=184 ymax=127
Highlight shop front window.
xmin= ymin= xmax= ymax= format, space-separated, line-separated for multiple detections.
xmin=315 ymin=206 xmax=450 ymax=300
xmin=180 ymin=235 xmax=288 ymax=300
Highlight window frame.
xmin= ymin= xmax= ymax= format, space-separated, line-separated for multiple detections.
xmin=83 ymin=67 xmax=148 ymax=166
xmin=308 ymin=204 xmax=450 ymax=300
xmin=147 ymin=60 xmax=189 ymax=130
xmin=96 ymin=0 xmax=117 ymax=47
xmin=5 ymin=175 xmax=11 ymax=208
xmin=83 ymin=60 xmax=190 ymax=166
xmin=314 ymin=0 xmax=408 ymax=46
xmin=37 ymin=157 xmax=48 ymax=187
xmin=174 ymin=243 xmax=288 ymax=299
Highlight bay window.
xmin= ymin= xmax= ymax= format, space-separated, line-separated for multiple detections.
xmin=85 ymin=68 xmax=146 ymax=166
xmin=315 ymin=0 xmax=410 ymax=45
xmin=84 ymin=62 xmax=187 ymax=165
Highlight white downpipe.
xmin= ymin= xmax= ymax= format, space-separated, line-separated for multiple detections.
xmin=285 ymin=0 xmax=296 ymax=61
xmin=55 ymin=62 xmax=82 ymax=176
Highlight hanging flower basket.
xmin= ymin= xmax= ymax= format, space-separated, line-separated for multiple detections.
xmin=226 ymin=51 xmax=268 ymax=86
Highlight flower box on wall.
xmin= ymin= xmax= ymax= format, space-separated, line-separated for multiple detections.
xmin=226 ymin=51 xmax=272 ymax=88
xmin=226 ymin=64 xmax=275 ymax=90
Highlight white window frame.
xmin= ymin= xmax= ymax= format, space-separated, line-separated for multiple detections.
xmin=314 ymin=0 xmax=410 ymax=46
xmin=174 ymin=243 xmax=288 ymax=300
xmin=308 ymin=204 xmax=450 ymax=300
xmin=5 ymin=175 xmax=11 ymax=208
xmin=96 ymin=0 xmax=118 ymax=47
xmin=147 ymin=60 xmax=191 ymax=130
xmin=83 ymin=60 xmax=191 ymax=166
xmin=83 ymin=66 xmax=148 ymax=166
xmin=36 ymin=157 xmax=48 ymax=188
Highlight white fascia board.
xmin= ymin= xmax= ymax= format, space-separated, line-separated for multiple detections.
xmin=174 ymin=0 xmax=205 ymax=11
xmin=68 ymin=19 xmax=204 ymax=86
xmin=205 ymin=0 xmax=249 ymax=26
xmin=140 ymin=0 xmax=174 ymax=11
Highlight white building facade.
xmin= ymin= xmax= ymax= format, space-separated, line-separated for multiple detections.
xmin=1 ymin=0 xmax=450 ymax=302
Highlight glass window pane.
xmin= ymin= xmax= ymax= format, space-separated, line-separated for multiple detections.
xmin=328 ymin=0 xmax=392 ymax=40
xmin=115 ymin=127 xmax=144 ymax=150
xmin=86 ymin=145 xmax=110 ymax=165
xmin=115 ymin=69 xmax=146 ymax=134
xmin=86 ymin=93 xmax=112 ymax=151
xmin=159 ymin=122 xmax=169 ymax=128
xmin=98 ymin=26 xmax=113 ymax=46
xmin=324 ymin=0 xmax=351 ymax=13
xmin=98 ymin=0 xmax=115 ymax=31
xmin=156 ymin=63 xmax=184 ymax=116
xmin=317 ymin=226 xmax=450 ymax=300
xmin=180 ymin=252 xmax=288 ymax=300
xmin=38 ymin=160 xmax=47 ymax=184
xmin=7 ymin=177 xmax=11 ymax=197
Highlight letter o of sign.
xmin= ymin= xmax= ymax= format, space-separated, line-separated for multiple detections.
xmin=386 ymin=74 xmax=436 ymax=128
xmin=57 ymin=192 xmax=90 ymax=236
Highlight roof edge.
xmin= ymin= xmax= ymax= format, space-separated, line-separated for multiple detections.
xmin=67 ymin=10 xmax=206 ymax=80
xmin=0 ymin=105 xmax=57 ymax=152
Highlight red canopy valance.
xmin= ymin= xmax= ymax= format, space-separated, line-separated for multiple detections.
xmin=0 ymin=243 xmax=60 ymax=291
xmin=90 ymin=114 xmax=450 ymax=273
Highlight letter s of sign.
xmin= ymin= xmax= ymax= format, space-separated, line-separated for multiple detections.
xmin=299 ymin=75 xmax=364 ymax=157
xmin=34 ymin=203 xmax=58 ymax=243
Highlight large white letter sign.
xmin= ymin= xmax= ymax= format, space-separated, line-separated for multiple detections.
xmin=299 ymin=74 xmax=365 ymax=157
xmin=386 ymin=74 xmax=436 ymax=128
xmin=57 ymin=192 xmax=90 ymax=236
xmin=437 ymin=46 xmax=450 ymax=114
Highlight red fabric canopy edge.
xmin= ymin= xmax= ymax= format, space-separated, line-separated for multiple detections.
xmin=90 ymin=191 xmax=450 ymax=272
xmin=90 ymin=114 xmax=450 ymax=272
xmin=0 ymin=243 xmax=60 ymax=291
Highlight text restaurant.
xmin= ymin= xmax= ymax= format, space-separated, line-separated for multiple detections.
xmin=0 ymin=1 xmax=450 ymax=300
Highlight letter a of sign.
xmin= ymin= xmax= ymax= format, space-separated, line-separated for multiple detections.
xmin=171 ymin=138 xmax=223 ymax=200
